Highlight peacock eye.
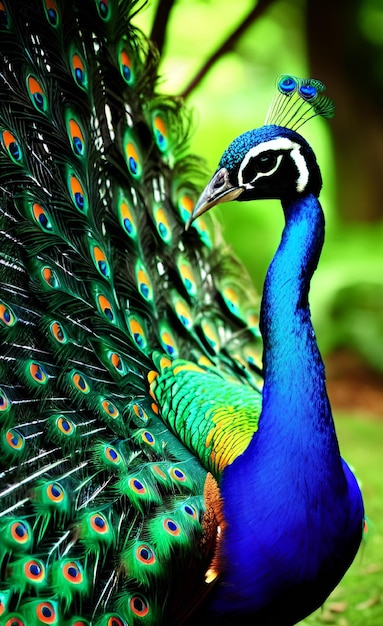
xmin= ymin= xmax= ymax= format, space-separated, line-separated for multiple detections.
xmin=241 ymin=151 xmax=279 ymax=184
xmin=211 ymin=168 xmax=227 ymax=190
xmin=256 ymin=153 xmax=278 ymax=172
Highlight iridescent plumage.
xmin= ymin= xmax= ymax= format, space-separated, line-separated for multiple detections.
xmin=0 ymin=1 xmax=363 ymax=625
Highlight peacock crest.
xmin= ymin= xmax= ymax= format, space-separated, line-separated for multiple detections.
xmin=265 ymin=74 xmax=335 ymax=129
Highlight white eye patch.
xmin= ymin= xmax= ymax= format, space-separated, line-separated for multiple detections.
xmin=238 ymin=137 xmax=309 ymax=193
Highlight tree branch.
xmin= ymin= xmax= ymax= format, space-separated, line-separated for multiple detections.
xmin=180 ymin=0 xmax=275 ymax=100
xmin=150 ymin=0 xmax=177 ymax=58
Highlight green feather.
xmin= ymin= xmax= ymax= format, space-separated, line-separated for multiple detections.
xmin=18 ymin=598 xmax=60 ymax=625
xmin=0 ymin=0 xmax=264 ymax=623
xmin=120 ymin=540 xmax=162 ymax=586
xmin=0 ymin=519 xmax=33 ymax=561
xmin=77 ymin=510 xmax=115 ymax=554
xmin=5 ymin=556 xmax=47 ymax=595
xmin=51 ymin=559 xmax=89 ymax=611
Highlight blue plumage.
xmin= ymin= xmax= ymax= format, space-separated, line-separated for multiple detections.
xmin=218 ymin=194 xmax=363 ymax=623
xmin=190 ymin=122 xmax=364 ymax=624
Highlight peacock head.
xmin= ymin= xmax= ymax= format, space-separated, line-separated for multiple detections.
xmin=187 ymin=75 xmax=334 ymax=225
xmin=191 ymin=126 xmax=323 ymax=222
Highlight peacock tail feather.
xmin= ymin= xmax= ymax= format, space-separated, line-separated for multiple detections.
xmin=0 ymin=1 xmax=263 ymax=624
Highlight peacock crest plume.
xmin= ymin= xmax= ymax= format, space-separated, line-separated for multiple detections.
xmin=265 ymin=74 xmax=335 ymax=130
xmin=0 ymin=2 xmax=364 ymax=625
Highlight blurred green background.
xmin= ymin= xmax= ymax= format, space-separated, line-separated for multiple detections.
xmin=134 ymin=0 xmax=383 ymax=367
xmin=134 ymin=1 xmax=383 ymax=624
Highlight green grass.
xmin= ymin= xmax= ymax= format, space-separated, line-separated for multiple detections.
xmin=300 ymin=414 xmax=383 ymax=626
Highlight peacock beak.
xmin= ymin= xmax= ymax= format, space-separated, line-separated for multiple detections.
xmin=185 ymin=167 xmax=244 ymax=229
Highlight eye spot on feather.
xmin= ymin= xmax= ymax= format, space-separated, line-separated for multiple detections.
xmin=278 ymin=75 xmax=297 ymax=94
xmin=101 ymin=399 xmax=119 ymax=418
xmin=169 ymin=467 xmax=187 ymax=483
xmin=129 ymin=477 xmax=146 ymax=494
xmin=68 ymin=173 xmax=88 ymax=213
xmin=177 ymin=193 xmax=194 ymax=222
xmin=119 ymin=48 xmax=134 ymax=84
xmin=141 ymin=430 xmax=155 ymax=446
xmin=35 ymin=601 xmax=57 ymax=624
xmin=136 ymin=544 xmax=156 ymax=565
xmin=71 ymin=371 xmax=90 ymax=394
xmin=32 ymin=203 xmax=52 ymax=232
xmin=90 ymin=513 xmax=109 ymax=534
xmin=151 ymin=464 xmax=168 ymax=481
xmin=133 ymin=403 xmax=149 ymax=423
xmin=178 ymin=260 xmax=197 ymax=297
xmin=173 ymin=297 xmax=193 ymax=331
xmin=46 ymin=482 xmax=65 ymax=503
xmin=41 ymin=266 xmax=59 ymax=289
xmin=68 ymin=118 xmax=85 ymax=157
xmin=0 ymin=301 xmax=16 ymax=327
xmin=49 ymin=321 xmax=67 ymax=344
xmin=6 ymin=429 xmax=25 ymax=451
xmin=106 ymin=616 xmax=124 ymax=626
xmin=1 ymin=130 xmax=23 ymax=164
xmin=129 ymin=318 xmax=147 ymax=351
xmin=91 ymin=245 xmax=110 ymax=279
xmin=299 ymin=84 xmax=317 ymax=100
xmin=163 ymin=518 xmax=180 ymax=536
xmin=183 ymin=504 xmax=198 ymax=519
xmin=153 ymin=206 xmax=172 ymax=243
xmin=130 ymin=594 xmax=150 ymax=618
xmin=104 ymin=445 xmax=121 ymax=464
xmin=27 ymin=76 xmax=48 ymax=113
xmin=194 ymin=216 xmax=213 ymax=248
xmin=71 ymin=52 xmax=87 ymax=89
xmin=125 ymin=141 xmax=142 ymax=179
xmin=97 ymin=294 xmax=115 ymax=323
xmin=116 ymin=190 xmax=137 ymax=239
xmin=160 ymin=327 xmax=178 ymax=357
xmin=24 ymin=559 xmax=46 ymax=583
xmin=29 ymin=362 xmax=49 ymax=384
xmin=108 ymin=351 xmax=126 ymax=375
xmin=43 ymin=0 xmax=59 ymax=27
xmin=153 ymin=115 xmax=168 ymax=153
xmin=62 ymin=561 xmax=83 ymax=584
xmin=0 ymin=2 xmax=9 ymax=30
xmin=56 ymin=416 xmax=75 ymax=436
xmin=11 ymin=521 xmax=31 ymax=544
xmin=97 ymin=0 xmax=111 ymax=21
xmin=136 ymin=263 xmax=153 ymax=302
xmin=0 ymin=388 xmax=10 ymax=412
xmin=4 ymin=617 xmax=25 ymax=626
xmin=201 ymin=319 xmax=220 ymax=352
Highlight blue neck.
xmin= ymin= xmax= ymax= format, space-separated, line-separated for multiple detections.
xmin=258 ymin=193 xmax=340 ymax=465
xmin=212 ymin=194 xmax=363 ymax=623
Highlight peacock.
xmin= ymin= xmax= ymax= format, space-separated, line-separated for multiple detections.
xmin=0 ymin=1 xmax=364 ymax=625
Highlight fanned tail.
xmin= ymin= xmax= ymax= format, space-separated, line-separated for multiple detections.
xmin=0 ymin=0 xmax=262 ymax=623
